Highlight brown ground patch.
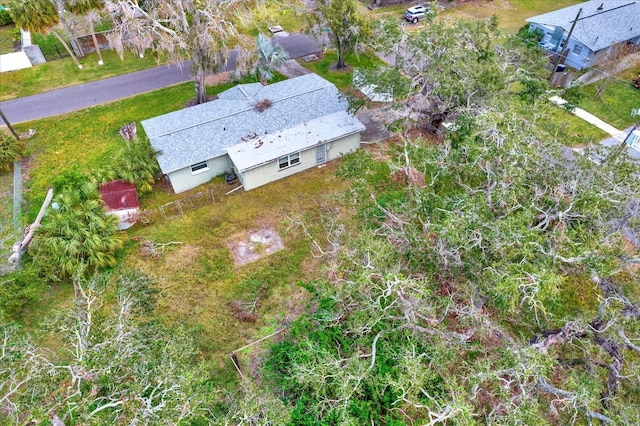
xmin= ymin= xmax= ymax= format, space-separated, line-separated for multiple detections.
xmin=205 ymin=71 xmax=233 ymax=86
xmin=227 ymin=225 xmax=284 ymax=266
xmin=163 ymin=244 xmax=202 ymax=272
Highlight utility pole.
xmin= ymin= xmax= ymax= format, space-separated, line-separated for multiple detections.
xmin=550 ymin=7 xmax=582 ymax=82
xmin=0 ymin=108 xmax=19 ymax=140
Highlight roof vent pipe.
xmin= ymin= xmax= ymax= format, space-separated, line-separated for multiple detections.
xmin=597 ymin=3 xmax=603 ymax=10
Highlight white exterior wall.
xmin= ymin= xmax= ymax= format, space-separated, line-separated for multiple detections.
xmin=326 ymin=133 xmax=361 ymax=161
xmin=239 ymin=133 xmax=361 ymax=191
xmin=167 ymin=156 xmax=230 ymax=193
xmin=108 ymin=208 xmax=140 ymax=230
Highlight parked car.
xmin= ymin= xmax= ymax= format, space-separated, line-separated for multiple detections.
xmin=405 ymin=5 xmax=430 ymax=24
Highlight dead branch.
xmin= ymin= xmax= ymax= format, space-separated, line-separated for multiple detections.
xmin=618 ymin=329 xmax=640 ymax=353
xmin=135 ymin=238 xmax=183 ymax=260
xmin=8 ymin=187 xmax=54 ymax=266
xmin=536 ymin=377 xmax=614 ymax=424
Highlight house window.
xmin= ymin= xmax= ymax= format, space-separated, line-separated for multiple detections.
xmin=191 ymin=161 xmax=209 ymax=174
xmin=573 ymin=44 xmax=583 ymax=55
xmin=278 ymin=152 xmax=301 ymax=170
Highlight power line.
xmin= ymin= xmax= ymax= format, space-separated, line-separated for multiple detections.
xmin=448 ymin=8 xmax=639 ymax=86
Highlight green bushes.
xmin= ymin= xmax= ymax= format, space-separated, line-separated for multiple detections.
xmin=0 ymin=134 xmax=25 ymax=171
xmin=30 ymin=182 xmax=123 ymax=279
xmin=0 ymin=8 xmax=13 ymax=26
xmin=632 ymin=73 xmax=640 ymax=91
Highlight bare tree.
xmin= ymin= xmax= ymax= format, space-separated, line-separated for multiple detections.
xmin=0 ymin=271 xmax=210 ymax=423
xmin=106 ymin=0 xmax=259 ymax=104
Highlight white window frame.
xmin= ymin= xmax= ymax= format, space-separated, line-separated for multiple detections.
xmin=572 ymin=44 xmax=583 ymax=55
xmin=278 ymin=152 xmax=301 ymax=170
xmin=190 ymin=161 xmax=209 ymax=175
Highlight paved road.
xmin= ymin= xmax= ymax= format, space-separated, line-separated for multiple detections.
xmin=1 ymin=33 xmax=323 ymax=124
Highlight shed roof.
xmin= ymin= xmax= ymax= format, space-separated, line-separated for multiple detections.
xmin=227 ymin=110 xmax=365 ymax=172
xmin=99 ymin=180 xmax=139 ymax=211
xmin=526 ymin=0 xmax=640 ymax=52
xmin=141 ymin=74 xmax=349 ymax=174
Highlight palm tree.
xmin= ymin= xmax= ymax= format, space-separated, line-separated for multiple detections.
xmin=8 ymin=0 xmax=83 ymax=69
xmin=32 ymin=181 xmax=122 ymax=278
xmin=255 ymin=33 xmax=289 ymax=84
xmin=95 ymin=138 xmax=161 ymax=194
xmin=0 ymin=134 xmax=25 ymax=172
xmin=65 ymin=0 xmax=105 ymax=65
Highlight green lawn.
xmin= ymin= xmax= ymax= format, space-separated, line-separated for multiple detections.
xmin=541 ymin=105 xmax=609 ymax=147
xmin=0 ymin=166 xmax=15 ymax=274
xmin=366 ymin=0 xmax=584 ymax=32
xmin=16 ymin=83 xmax=195 ymax=219
xmin=11 ymin=74 xmax=352 ymax=385
xmin=0 ymin=24 xmax=16 ymax=53
xmin=242 ymin=0 xmax=306 ymax=37
xmin=124 ymin=162 xmax=346 ymax=384
xmin=301 ymin=50 xmax=385 ymax=90
xmin=575 ymin=65 xmax=640 ymax=129
xmin=441 ymin=0 xmax=584 ymax=33
xmin=0 ymin=49 xmax=164 ymax=101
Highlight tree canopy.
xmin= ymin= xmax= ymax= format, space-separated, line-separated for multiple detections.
xmin=31 ymin=182 xmax=123 ymax=278
xmin=106 ymin=0 xmax=258 ymax=104
xmin=370 ymin=15 xmax=548 ymax=130
xmin=8 ymin=0 xmax=84 ymax=68
xmin=307 ymin=0 xmax=372 ymax=70
xmin=263 ymin=101 xmax=640 ymax=423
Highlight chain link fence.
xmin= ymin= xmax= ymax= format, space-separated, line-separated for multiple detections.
xmin=139 ymin=188 xmax=216 ymax=225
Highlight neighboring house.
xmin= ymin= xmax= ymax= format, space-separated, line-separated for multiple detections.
xmin=527 ymin=0 xmax=640 ymax=70
xmin=99 ymin=180 xmax=140 ymax=230
xmin=141 ymin=73 xmax=365 ymax=193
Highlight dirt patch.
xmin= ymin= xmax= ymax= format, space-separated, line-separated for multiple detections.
xmin=277 ymin=59 xmax=312 ymax=78
xmin=228 ymin=226 xmax=284 ymax=266
xmin=205 ymin=71 xmax=233 ymax=86
xmin=163 ymin=244 xmax=202 ymax=272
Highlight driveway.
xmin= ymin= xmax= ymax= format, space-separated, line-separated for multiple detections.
xmin=0 ymin=33 xmax=324 ymax=124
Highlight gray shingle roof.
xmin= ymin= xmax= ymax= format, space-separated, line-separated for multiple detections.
xmin=526 ymin=0 xmax=640 ymax=52
xmin=227 ymin=111 xmax=365 ymax=172
xmin=141 ymin=74 xmax=349 ymax=174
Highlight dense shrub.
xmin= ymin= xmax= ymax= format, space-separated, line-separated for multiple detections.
xmin=0 ymin=134 xmax=25 ymax=171
xmin=0 ymin=9 xmax=13 ymax=26
xmin=632 ymin=73 xmax=640 ymax=90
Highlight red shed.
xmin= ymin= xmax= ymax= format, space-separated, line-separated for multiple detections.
xmin=99 ymin=180 xmax=140 ymax=230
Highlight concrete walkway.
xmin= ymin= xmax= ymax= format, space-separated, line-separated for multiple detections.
xmin=549 ymin=95 xmax=640 ymax=160
xmin=548 ymin=95 xmax=627 ymax=141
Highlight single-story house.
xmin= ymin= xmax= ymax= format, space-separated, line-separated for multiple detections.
xmin=141 ymin=73 xmax=365 ymax=193
xmin=99 ymin=180 xmax=140 ymax=230
xmin=527 ymin=0 xmax=640 ymax=70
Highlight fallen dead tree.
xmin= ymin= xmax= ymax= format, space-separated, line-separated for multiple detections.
xmin=8 ymin=188 xmax=54 ymax=267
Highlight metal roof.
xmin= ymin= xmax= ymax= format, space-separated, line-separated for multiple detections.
xmin=526 ymin=0 xmax=640 ymax=52
xmin=227 ymin=110 xmax=365 ymax=172
xmin=99 ymin=180 xmax=139 ymax=211
xmin=141 ymin=74 xmax=350 ymax=174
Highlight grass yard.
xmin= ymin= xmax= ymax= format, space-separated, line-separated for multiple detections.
xmin=574 ymin=65 xmax=640 ymax=130
xmin=542 ymin=106 xmax=609 ymax=147
xmin=0 ymin=49 xmax=163 ymax=101
xmin=301 ymin=50 xmax=386 ymax=90
xmin=16 ymin=83 xmax=195 ymax=220
xmin=440 ymin=0 xmax=584 ymax=33
xmin=242 ymin=0 xmax=306 ymax=37
xmin=0 ymin=166 xmax=15 ymax=274
xmin=14 ymin=75 xmax=354 ymax=385
xmin=0 ymin=24 xmax=16 ymax=53
xmin=125 ymin=163 xmax=349 ymax=384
